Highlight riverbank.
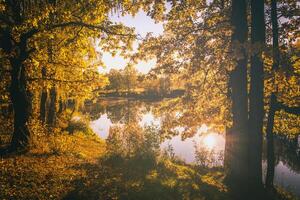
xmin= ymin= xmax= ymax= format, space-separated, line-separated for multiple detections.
xmin=0 ymin=132 xmax=226 ymax=200
xmin=94 ymin=89 xmax=185 ymax=101
xmin=0 ymin=130 xmax=298 ymax=200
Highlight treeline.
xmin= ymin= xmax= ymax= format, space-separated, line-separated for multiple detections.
xmin=103 ymin=67 xmax=184 ymax=98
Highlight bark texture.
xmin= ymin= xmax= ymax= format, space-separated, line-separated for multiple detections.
xmin=265 ymin=0 xmax=279 ymax=189
xmin=248 ymin=0 xmax=266 ymax=190
xmin=226 ymin=0 xmax=249 ymax=190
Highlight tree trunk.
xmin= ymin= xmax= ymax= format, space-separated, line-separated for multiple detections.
xmin=266 ymin=93 xmax=276 ymax=189
xmin=58 ymin=98 xmax=63 ymax=114
xmin=47 ymin=86 xmax=57 ymax=126
xmin=0 ymin=2 xmax=36 ymax=153
xmin=270 ymin=0 xmax=280 ymax=71
xmin=266 ymin=0 xmax=280 ymax=189
xmin=248 ymin=0 xmax=265 ymax=191
xmin=63 ymin=100 xmax=67 ymax=111
xmin=40 ymin=89 xmax=48 ymax=123
xmin=9 ymin=58 xmax=31 ymax=151
xmin=5 ymin=27 xmax=33 ymax=152
xmin=58 ymin=99 xmax=67 ymax=113
xmin=40 ymin=67 xmax=47 ymax=123
xmin=225 ymin=0 xmax=249 ymax=192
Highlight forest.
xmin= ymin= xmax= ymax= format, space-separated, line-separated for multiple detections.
xmin=0 ymin=0 xmax=299 ymax=200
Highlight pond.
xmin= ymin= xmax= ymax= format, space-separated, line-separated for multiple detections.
xmin=83 ymin=99 xmax=300 ymax=196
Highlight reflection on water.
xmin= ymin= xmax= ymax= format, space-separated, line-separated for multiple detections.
xmin=90 ymin=114 xmax=112 ymax=138
xmin=274 ymin=162 xmax=300 ymax=194
xmin=84 ymin=99 xmax=300 ymax=196
xmin=160 ymin=132 xmax=225 ymax=164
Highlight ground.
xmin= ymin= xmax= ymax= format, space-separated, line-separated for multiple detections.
xmin=0 ymin=134 xmax=105 ymax=200
xmin=0 ymin=133 xmax=297 ymax=200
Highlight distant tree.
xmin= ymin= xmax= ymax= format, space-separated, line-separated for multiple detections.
xmin=158 ymin=76 xmax=171 ymax=96
xmin=142 ymin=77 xmax=160 ymax=95
xmin=107 ymin=69 xmax=123 ymax=93
xmin=123 ymin=65 xmax=138 ymax=93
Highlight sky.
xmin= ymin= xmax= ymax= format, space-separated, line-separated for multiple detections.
xmin=99 ymin=11 xmax=164 ymax=74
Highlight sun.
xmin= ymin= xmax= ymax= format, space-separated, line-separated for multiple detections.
xmin=203 ymin=135 xmax=216 ymax=149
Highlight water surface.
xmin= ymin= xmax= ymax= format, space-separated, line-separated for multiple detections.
xmin=84 ymin=99 xmax=300 ymax=196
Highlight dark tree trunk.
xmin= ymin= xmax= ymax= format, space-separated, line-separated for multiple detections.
xmin=265 ymin=0 xmax=280 ymax=189
xmin=248 ymin=0 xmax=265 ymax=191
xmin=225 ymin=0 xmax=249 ymax=192
xmin=266 ymin=93 xmax=276 ymax=188
xmin=58 ymin=98 xmax=63 ymax=114
xmin=63 ymin=100 xmax=67 ymax=111
xmin=0 ymin=2 xmax=37 ymax=153
xmin=40 ymin=90 xmax=48 ymax=123
xmin=47 ymin=86 xmax=57 ymax=126
xmin=9 ymin=58 xmax=31 ymax=151
xmin=40 ymin=67 xmax=47 ymax=123
xmin=224 ymin=127 xmax=236 ymax=173
xmin=3 ymin=27 xmax=33 ymax=151
xmin=270 ymin=0 xmax=280 ymax=71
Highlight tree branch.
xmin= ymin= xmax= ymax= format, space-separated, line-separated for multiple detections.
xmin=277 ymin=102 xmax=300 ymax=115
xmin=16 ymin=21 xmax=138 ymax=43
xmin=47 ymin=21 xmax=136 ymax=38
xmin=28 ymin=77 xmax=97 ymax=84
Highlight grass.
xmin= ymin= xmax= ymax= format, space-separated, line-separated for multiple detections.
xmin=63 ymin=155 xmax=229 ymax=200
xmin=0 ymin=131 xmax=230 ymax=200
xmin=0 ymin=118 xmax=298 ymax=200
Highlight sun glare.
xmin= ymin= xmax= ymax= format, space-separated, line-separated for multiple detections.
xmin=203 ymin=134 xmax=216 ymax=149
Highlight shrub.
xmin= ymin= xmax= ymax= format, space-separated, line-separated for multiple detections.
xmin=106 ymin=124 xmax=160 ymax=161
xmin=66 ymin=117 xmax=95 ymax=136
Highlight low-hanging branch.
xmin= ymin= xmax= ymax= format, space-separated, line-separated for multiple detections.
xmin=277 ymin=101 xmax=300 ymax=115
xmin=0 ymin=20 xmax=138 ymax=50
xmin=47 ymin=21 xmax=133 ymax=36
xmin=22 ymin=21 xmax=136 ymax=39
xmin=28 ymin=77 xmax=98 ymax=84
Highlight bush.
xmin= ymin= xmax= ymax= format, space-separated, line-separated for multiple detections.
xmin=66 ymin=117 xmax=95 ymax=136
xmin=194 ymin=144 xmax=224 ymax=168
xmin=106 ymin=124 xmax=161 ymax=161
